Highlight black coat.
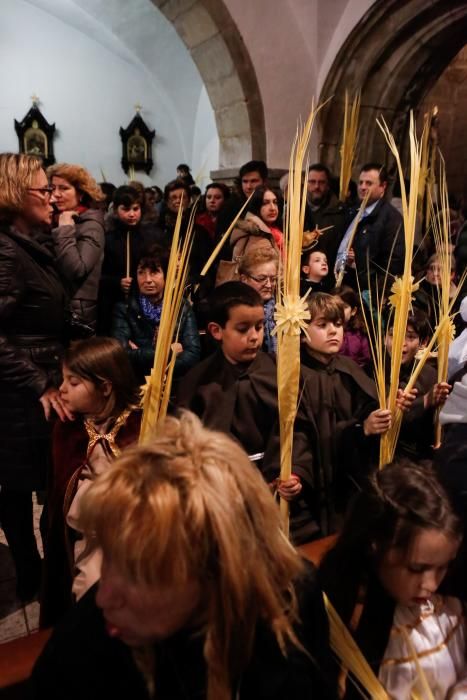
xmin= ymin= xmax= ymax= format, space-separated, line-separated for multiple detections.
xmin=98 ymin=218 xmax=167 ymax=334
xmin=31 ymin=560 xmax=336 ymax=699
xmin=0 ymin=227 xmax=67 ymax=489
xmin=352 ymin=198 xmax=404 ymax=293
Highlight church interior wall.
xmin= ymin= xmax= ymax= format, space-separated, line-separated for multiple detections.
xmin=0 ymin=0 xmax=219 ymax=188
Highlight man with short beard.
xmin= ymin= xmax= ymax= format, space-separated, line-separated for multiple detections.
xmin=305 ymin=163 xmax=347 ymax=284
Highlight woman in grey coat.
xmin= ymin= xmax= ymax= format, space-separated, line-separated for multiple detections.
xmin=48 ymin=163 xmax=106 ymax=336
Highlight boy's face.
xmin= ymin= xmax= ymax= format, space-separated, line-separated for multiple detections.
xmin=117 ymin=203 xmax=141 ymax=227
xmin=241 ymin=171 xmax=264 ymax=198
xmin=302 ymin=252 xmax=328 ymax=282
xmin=303 ymin=314 xmax=343 ymax=361
xmin=426 ymin=261 xmax=441 ymax=286
xmin=385 ymin=324 xmax=425 ymax=364
xmin=208 ymin=304 xmax=264 ymax=364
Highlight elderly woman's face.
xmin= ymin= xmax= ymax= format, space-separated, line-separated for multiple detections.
xmin=240 ymin=261 xmax=278 ymax=301
xmin=137 ymin=264 xmax=165 ymax=302
xmin=167 ymin=188 xmax=189 ymax=214
xmin=96 ymin=559 xmax=202 ymax=647
xmin=51 ymin=175 xmax=80 ymax=212
xmin=23 ymin=169 xmax=53 ymax=227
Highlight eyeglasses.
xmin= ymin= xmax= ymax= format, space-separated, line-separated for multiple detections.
xmin=28 ymin=187 xmax=54 ymax=198
xmin=246 ymin=273 xmax=278 ymax=285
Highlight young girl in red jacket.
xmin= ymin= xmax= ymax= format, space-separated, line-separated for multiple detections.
xmin=41 ymin=337 xmax=141 ymax=627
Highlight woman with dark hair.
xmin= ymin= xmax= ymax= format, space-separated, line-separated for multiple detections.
xmin=0 ymin=153 xmax=72 ymax=600
xmin=111 ymin=245 xmax=200 ymax=382
xmin=48 ymin=163 xmax=106 ymax=336
xmin=247 ymin=186 xmax=283 ymax=247
xmin=229 ymin=187 xmax=283 ymax=262
xmin=196 ymin=182 xmax=230 ymax=242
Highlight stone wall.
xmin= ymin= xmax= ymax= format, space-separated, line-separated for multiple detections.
xmin=418 ymin=46 xmax=467 ymax=206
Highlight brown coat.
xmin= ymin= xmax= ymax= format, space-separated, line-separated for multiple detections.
xmin=230 ymin=213 xmax=279 ymax=260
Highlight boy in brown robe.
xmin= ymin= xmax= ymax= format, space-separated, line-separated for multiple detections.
xmin=300 ymin=294 xmax=388 ymax=532
xmin=300 ymin=294 xmax=420 ymax=531
xmin=176 ymin=281 xmax=320 ymax=543
xmin=385 ymin=308 xmax=450 ymax=461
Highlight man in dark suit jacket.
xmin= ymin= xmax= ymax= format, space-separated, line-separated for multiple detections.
xmin=336 ymin=163 xmax=404 ymax=294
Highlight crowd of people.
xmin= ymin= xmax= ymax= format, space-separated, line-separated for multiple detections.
xmin=2 ymin=150 xmax=467 ymax=698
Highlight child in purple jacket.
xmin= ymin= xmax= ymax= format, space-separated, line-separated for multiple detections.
xmin=333 ymin=286 xmax=370 ymax=368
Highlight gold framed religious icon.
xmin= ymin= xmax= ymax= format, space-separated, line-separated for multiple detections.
xmin=120 ymin=106 xmax=155 ymax=175
xmin=15 ymin=98 xmax=56 ymax=166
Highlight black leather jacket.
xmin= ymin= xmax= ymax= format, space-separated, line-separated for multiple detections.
xmin=0 ymin=226 xmax=67 ymax=488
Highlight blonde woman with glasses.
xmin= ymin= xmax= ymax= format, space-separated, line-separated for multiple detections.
xmin=0 ymin=153 xmax=73 ymax=601
xmin=239 ymin=247 xmax=279 ymax=353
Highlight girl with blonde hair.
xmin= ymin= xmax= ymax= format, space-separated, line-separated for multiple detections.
xmin=33 ymin=411 xmax=334 ymax=700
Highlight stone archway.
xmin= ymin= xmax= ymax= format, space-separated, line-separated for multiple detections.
xmin=152 ymin=0 xmax=266 ymax=170
xmin=318 ymin=0 xmax=467 ymax=179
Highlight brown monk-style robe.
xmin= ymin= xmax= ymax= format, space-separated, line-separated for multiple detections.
xmin=176 ymin=349 xmax=321 ymax=543
xmin=300 ymin=349 xmax=379 ymax=532
xmin=394 ymin=359 xmax=438 ymax=462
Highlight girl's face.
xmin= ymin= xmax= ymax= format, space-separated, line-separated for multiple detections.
xmin=59 ymin=365 xmax=109 ymax=417
xmin=51 ymin=176 xmax=80 ymax=211
xmin=342 ymin=302 xmax=356 ymax=324
xmin=240 ymin=261 xmax=277 ymax=301
xmin=260 ymin=190 xmax=279 ymax=225
xmin=377 ymin=528 xmax=460 ymax=607
xmin=117 ymin=203 xmax=141 ymax=227
xmin=205 ymin=187 xmax=225 ymax=214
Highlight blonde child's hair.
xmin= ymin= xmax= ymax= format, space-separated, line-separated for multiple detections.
xmin=79 ymin=411 xmax=304 ymax=700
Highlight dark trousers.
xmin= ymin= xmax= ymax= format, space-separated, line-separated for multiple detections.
xmin=0 ymin=487 xmax=42 ymax=592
